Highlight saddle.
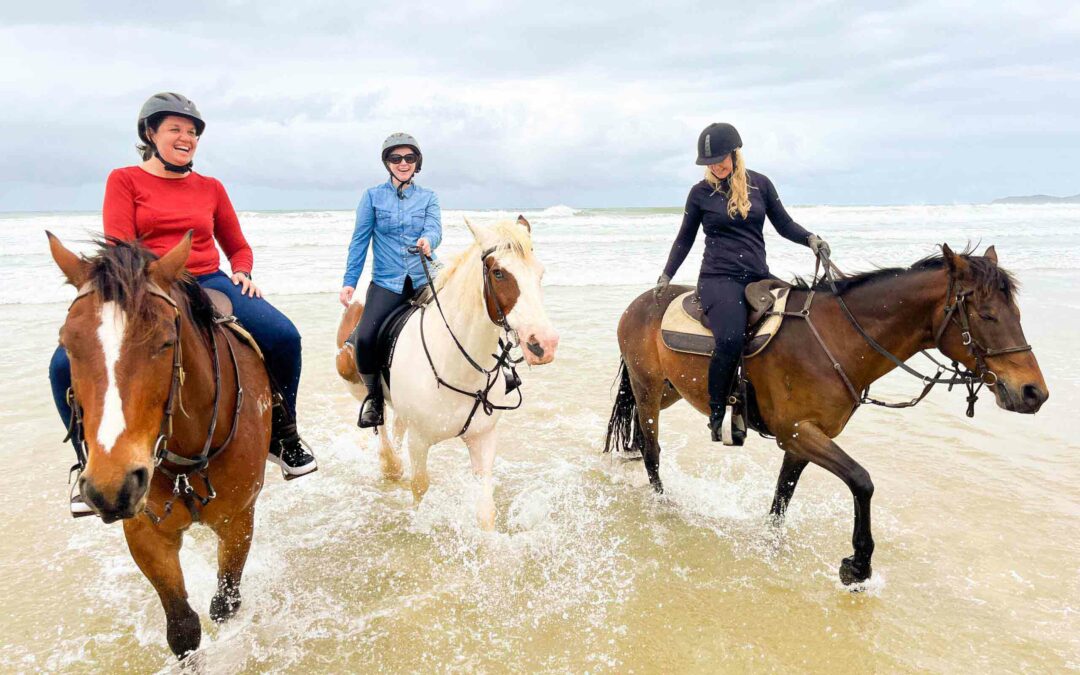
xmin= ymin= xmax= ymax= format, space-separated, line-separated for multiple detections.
xmin=660 ymin=279 xmax=792 ymax=358
xmin=203 ymin=289 xmax=264 ymax=361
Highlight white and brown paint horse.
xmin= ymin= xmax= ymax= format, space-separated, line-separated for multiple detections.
xmin=336 ymin=216 xmax=558 ymax=530
xmin=49 ymin=233 xmax=271 ymax=658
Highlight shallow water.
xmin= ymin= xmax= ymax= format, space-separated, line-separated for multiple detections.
xmin=1 ymin=206 xmax=1078 ymax=672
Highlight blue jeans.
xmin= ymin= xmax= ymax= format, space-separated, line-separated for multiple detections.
xmin=49 ymin=270 xmax=302 ymax=425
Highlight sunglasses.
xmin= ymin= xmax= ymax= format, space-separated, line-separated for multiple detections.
xmin=387 ymin=153 xmax=418 ymax=165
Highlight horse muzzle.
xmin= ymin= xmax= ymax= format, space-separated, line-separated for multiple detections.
xmin=994 ymin=380 xmax=1049 ymax=414
xmin=80 ymin=467 xmax=151 ymax=523
xmin=522 ymin=328 xmax=559 ymax=366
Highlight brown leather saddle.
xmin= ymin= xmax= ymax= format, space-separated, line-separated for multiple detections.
xmin=203 ymin=288 xmax=265 ymax=361
xmin=660 ymin=279 xmax=792 ymax=357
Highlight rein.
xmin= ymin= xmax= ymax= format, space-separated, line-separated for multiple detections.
xmin=410 ymin=246 xmax=524 ymax=436
xmin=785 ymin=250 xmax=1032 ymax=417
xmin=65 ymin=281 xmax=244 ymax=523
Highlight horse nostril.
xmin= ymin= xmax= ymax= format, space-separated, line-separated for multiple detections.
xmin=526 ymin=341 xmax=544 ymax=358
xmin=1021 ymin=384 xmax=1046 ymax=406
xmin=130 ymin=467 xmax=150 ymax=494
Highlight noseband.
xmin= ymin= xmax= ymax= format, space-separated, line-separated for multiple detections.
xmin=64 ymin=280 xmax=243 ymax=522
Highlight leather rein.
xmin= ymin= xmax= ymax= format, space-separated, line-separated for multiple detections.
xmin=778 ymin=250 xmax=1032 ymax=417
xmin=64 ymin=281 xmax=243 ymax=523
xmin=411 ymin=246 xmax=524 ymax=436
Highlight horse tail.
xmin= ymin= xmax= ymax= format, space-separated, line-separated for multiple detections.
xmin=604 ymin=359 xmax=644 ymax=454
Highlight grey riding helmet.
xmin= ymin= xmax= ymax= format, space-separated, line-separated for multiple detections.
xmin=381 ymin=132 xmax=422 ymax=172
xmin=696 ymin=122 xmax=742 ymax=165
xmin=137 ymin=92 xmax=205 ymax=144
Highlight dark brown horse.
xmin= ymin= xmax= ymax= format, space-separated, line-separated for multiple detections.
xmin=49 ymin=232 xmax=272 ymax=657
xmin=605 ymin=245 xmax=1048 ymax=585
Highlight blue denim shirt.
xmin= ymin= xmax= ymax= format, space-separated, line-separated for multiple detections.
xmin=342 ymin=179 xmax=443 ymax=292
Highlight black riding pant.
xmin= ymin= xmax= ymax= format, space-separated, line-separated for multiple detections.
xmin=350 ymin=278 xmax=417 ymax=375
xmin=698 ymin=273 xmax=766 ymax=408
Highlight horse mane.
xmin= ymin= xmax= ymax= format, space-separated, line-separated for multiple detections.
xmin=85 ymin=237 xmax=215 ymax=340
xmin=792 ymin=245 xmax=1019 ymax=301
xmin=433 ymin=219 xmax=534 ymax=293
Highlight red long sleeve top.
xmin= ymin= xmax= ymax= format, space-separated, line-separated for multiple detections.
xmin=102 ymin=166 xmax=253 ymax=276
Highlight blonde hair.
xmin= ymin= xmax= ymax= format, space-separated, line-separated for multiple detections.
xmin=704 ymin=149 xmax=750 ymax=219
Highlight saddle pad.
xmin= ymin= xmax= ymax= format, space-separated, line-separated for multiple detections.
xmin=660 ymin=289 xmax=791 ymax=358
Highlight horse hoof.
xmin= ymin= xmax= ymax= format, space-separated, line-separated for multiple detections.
xmin=166 ymin=605 xmax=202 ymax=658
xmin=650 ymin=479 xmax=664 ymax=494
xmin=839 ymin=556 xmax=872 ymax=586
xmin=209 ymin=592 xmax=241 ymax=623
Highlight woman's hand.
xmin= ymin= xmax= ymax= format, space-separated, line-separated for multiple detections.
xmin=340 ymin=286 xmax=355 ymax=307
xmin=231 ymin=272 xmax=263 ymax=298
xmin=416 ymin=237 xmax=432 ymax=257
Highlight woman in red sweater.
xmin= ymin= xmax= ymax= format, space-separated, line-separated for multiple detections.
xmin=50 ymin=93 xmax=317 ymax=516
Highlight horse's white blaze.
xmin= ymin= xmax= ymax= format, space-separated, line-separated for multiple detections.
xmin=96 ymin=302 xmax=127 ymax=453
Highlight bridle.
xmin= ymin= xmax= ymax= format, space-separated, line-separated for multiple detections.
xmin=790 ymin=250 xmax=1033 ymax=417
xmin=411 ymin=245 xmax=524 ymax=436
xmin=64 ymin=281 xmax=243 ymax=523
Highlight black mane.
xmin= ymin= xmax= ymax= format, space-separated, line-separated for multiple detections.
xmin=84 ymin=237 xmax=214 ymax=336
xmin=792 ymin=247 xmax=1018 ymax=301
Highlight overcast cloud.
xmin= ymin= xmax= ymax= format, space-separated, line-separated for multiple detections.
xmin=1 ymin=0 xmax=1077 ymax=210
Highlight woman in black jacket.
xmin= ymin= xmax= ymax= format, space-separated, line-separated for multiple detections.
xmin=656 ymin=122 xmax=830 ymax=443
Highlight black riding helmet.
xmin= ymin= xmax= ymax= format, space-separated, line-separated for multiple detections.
xmin=137 ymin=92 xmax=205 ymax=173
xmin=696 ymin=122 xmax=742 ymax=165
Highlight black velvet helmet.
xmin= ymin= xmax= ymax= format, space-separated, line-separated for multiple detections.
xmin=696 ymin=122 xmax=742 ymax=165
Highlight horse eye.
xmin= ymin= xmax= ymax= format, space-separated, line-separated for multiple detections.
xmin=493 ymin=269 xmax=505 ymax=281
xmin=978 ymin=313 xmax=997 ymax=322
xmin=157 ymin=340 xmax=176 ymax=354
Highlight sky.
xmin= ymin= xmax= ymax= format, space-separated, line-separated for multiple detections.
xmin=1 ymin=1 xmax=1077 ymax=211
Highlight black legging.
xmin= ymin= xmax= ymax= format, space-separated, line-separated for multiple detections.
xmin=350 ymin=278 xmax=418 ymax=375
xmin=698 ymin=273 xmax=766 ymax=407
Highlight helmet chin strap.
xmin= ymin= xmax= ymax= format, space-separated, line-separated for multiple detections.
xmin=154 ymin=149 xmax=193 ymax=174
xmin=388 ymin=168 xmax=414 ymax=199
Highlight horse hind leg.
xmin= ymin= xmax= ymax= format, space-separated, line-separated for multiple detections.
xmin=769 ymin=451 xmax=810 ymax=523
xmin=630 ymin=374 xmax=666 ymax=494
xmin=209 ymin=505 xmax=255 ymax=623
xmin=123 ymin=518 xmax=201 ymax=658
xmin=783 ymin=422 xmax=875 ymax=585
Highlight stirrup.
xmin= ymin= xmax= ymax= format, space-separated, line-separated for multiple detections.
xmin=721 ymin=404 xmax=747 ymax=446
xmin=357 ymin=396 xmax=384 ymax=429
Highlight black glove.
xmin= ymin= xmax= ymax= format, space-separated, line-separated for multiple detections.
xmin=808 ymin=234 xmax=831 ymax=257
xmin=653 ymin=273 xmax=671 ymax=301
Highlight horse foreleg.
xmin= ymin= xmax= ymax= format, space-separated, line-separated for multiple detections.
xmin=769 ymin=452 xmax=810 ymax=522
xmin=407 ymin=433 xmax=432 ymax=504
xmin=465 ymin=430 xmax=498 ymax=531
xmin=123 ymin=518 xmax=201 ymax=658
xmin=208 ymin=505 xmax=255 ymax=623
xmin=377 ymin=409 xmax=404 ymax=481
xmin=783 ymin=422 xmax=875 ymax=585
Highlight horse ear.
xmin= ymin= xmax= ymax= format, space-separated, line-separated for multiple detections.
xmin=149 ymin=230 xmax=193 ymax=284
xmin=463 ymin=216 xmax=486 ymax=244
xmin=47 ymin=231 xmax=89 ymax=287
xmin=516 ymin=214 xmax=531 ymax=232
xmin=984 ymin=245 xmax=998 ymax=264
xmin=942 ymin=243 xmax=968 ymax=276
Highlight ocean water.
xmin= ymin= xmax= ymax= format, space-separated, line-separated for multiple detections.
xmin=1 ymin=204 xmax=1078 ymax=672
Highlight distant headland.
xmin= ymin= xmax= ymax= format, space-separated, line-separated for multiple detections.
xmin=992 ymin=194 xmax=1080 ymax=204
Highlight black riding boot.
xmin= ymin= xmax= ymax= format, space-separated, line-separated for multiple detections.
xmin=268 ymin=402 xmax=318 ymax=480
xmin=708 ymin=403 xmax=726 ymax=443
xmin=358 ymin=373 xmax=384 ymax=429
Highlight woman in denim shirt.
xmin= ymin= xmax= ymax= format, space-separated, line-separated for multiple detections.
xmin=341 ymin=132 xmax=442 ymax=428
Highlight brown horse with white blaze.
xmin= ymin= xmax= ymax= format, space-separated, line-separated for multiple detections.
xmin=49 ymin=232 xmax=272 ymax=658
xmin=605 ymin=245 xmax=1048 ymax=585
